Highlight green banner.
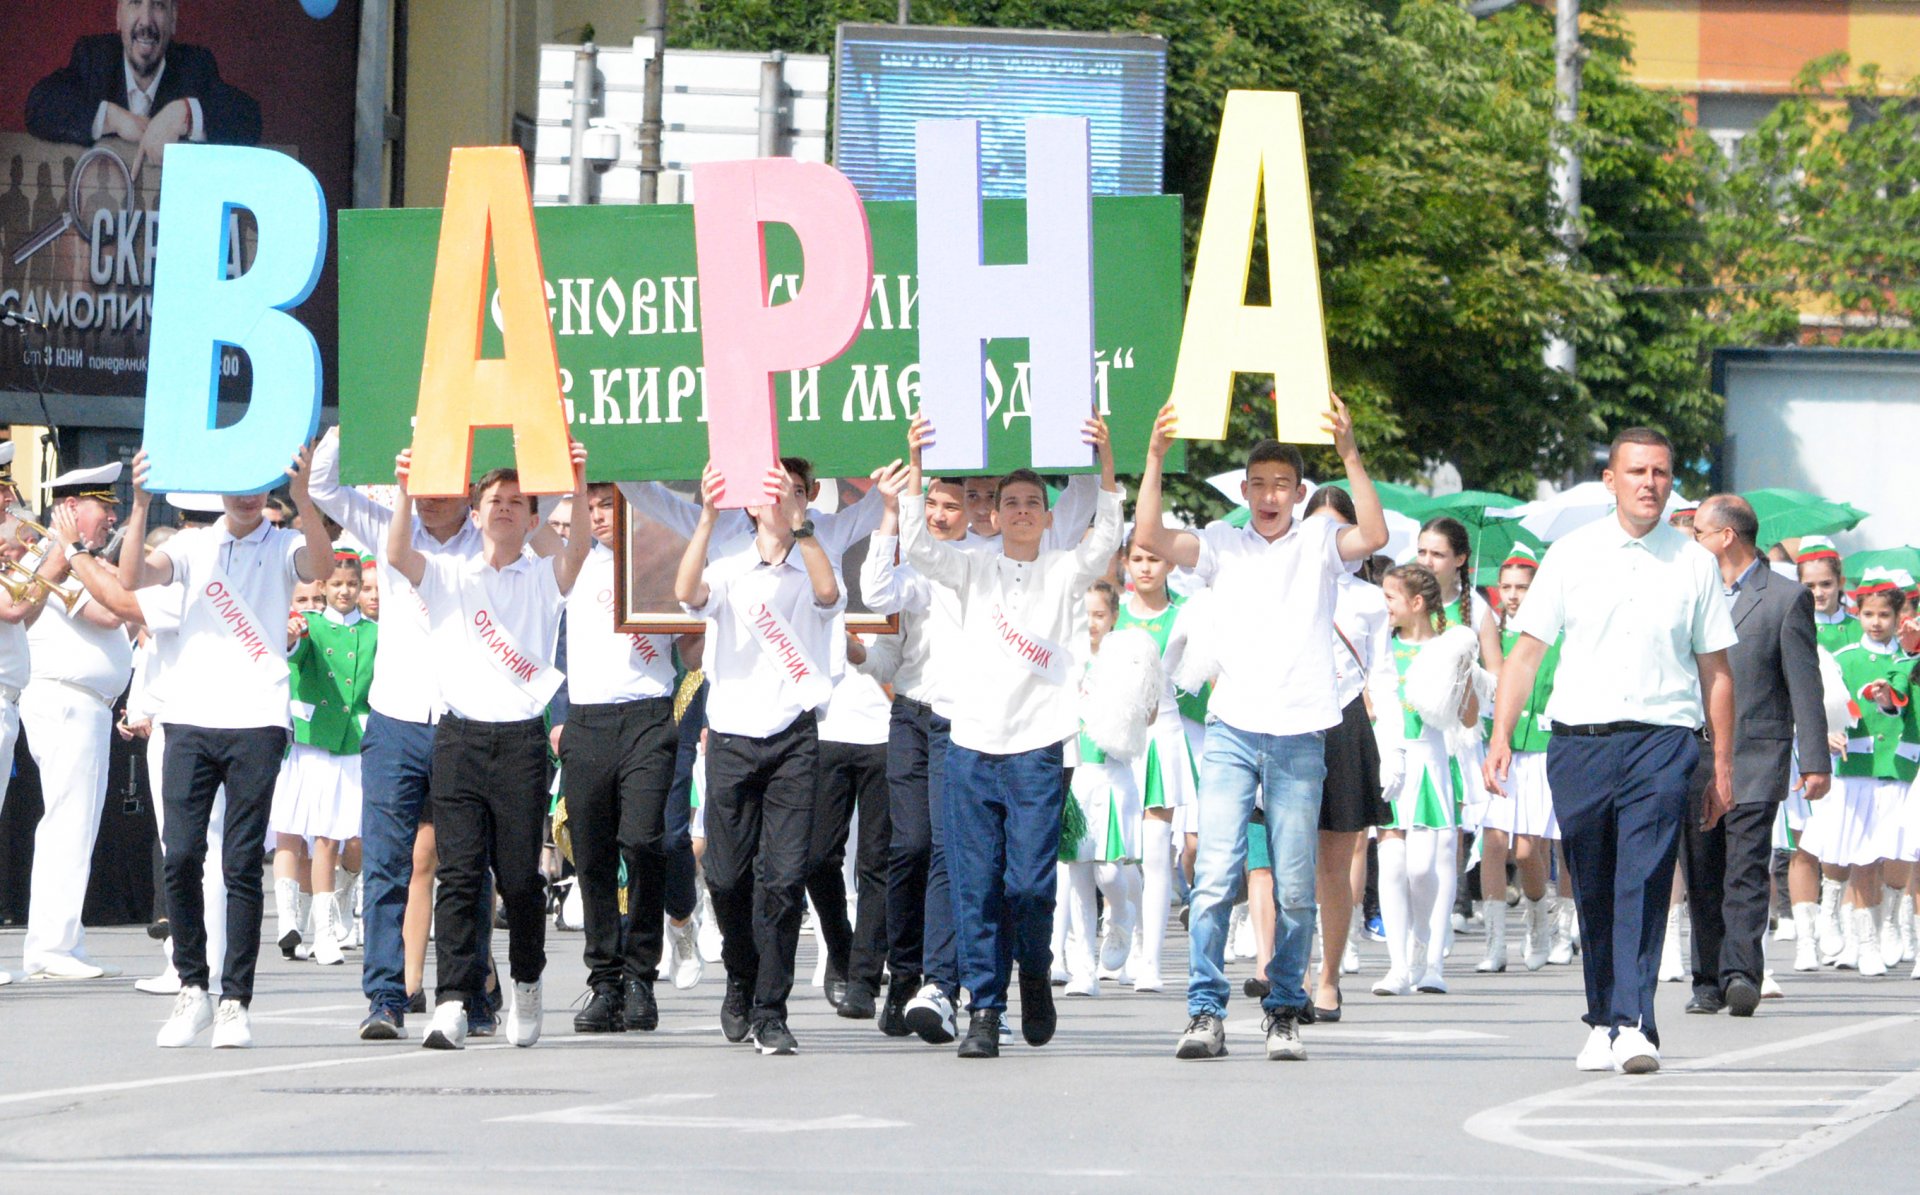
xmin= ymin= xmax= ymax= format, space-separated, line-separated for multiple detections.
xmin=336 ymin=195 xmax=1185 ymax=484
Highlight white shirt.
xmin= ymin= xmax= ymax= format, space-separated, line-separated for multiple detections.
xmin=860 ymin=533 xmax=964 ymax=715
xmin=686 ymin=546 xmax=845 ymax=738
xmin=0 ymin=611 xmax=26 ymax=692
xmin=417 ymin=550 xmax=566 ymax=723
xmin=1332 ymin=569 xmax=1391 ymax=711
xmin=25 ymin=557 xmax=135 ymax=704
xmin=90 ymin=58 xmax=205 ymax=139
xmin=310 ymin=431 xmax=485 ymax=723
xmin=159 ymin=519 xmax=306 ymax=729
xmin=818 ymin=640 xmax=893 ymax=746
xmin=902 ymin=488 xmax=1124 ymax=754
xmin=1190 ymin=514 xmax=1345 ymax=737
xmin=1512 ymin=516 xmax=1738 ymax=729
xmin=564 ymin=543 xmax=675 ymax=704
xmin=128 ymin=585 xmax=186 ymax=723
xmin=956 ymin=474 xmax=1103 ymax=556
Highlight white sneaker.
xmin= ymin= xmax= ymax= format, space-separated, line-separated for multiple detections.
xmin=1760 ymin=969 xmax=1784 ymax=999
xmin=0 ymin=970 xmax=11 ymax=986
xmin=1415 ymin=966 xmax=1448 ymax=994
xmin=1575 ymin=1025 xmax=1614 ymax=1072
xmin=423 ymin=1000 xmax=468 ymax=1050
xmin=696 ymin=901 xmax=724 ymax=965
xmin=1612 ymin=1026 xmax=1659 ymax=1074
xmin=211 ymin=1000 xmax=253 ymax=1049
xmin=1064 ymin=973 xmax=1100 ymax=998
xmin=902 ymin=982 xmax=957 ymax=1044
xmin=136 ymin=967 xmax=183 ymax=996
xmin=1132 ymin=971 xmax=1165 ymax=993
xmin=157 ymin=987 xmax=215 ymax=1048
xmin=507 ymin=980 xmax=543 ymax=1047
xmin=1098 ymin=922 xmax=1131 ymax=977
xmin=1371 ymin=968 xmax=1412 ymax=997
xmin=666 ymin=917 xmax=704 ymax=990
xmin=28 ymin=955 xmax=122 ymax=980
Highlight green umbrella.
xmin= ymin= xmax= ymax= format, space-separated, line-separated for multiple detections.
xmin=1844 ymin=546 xmax=1920 ymax=588
xmin=1412 ymin=489 xmax=1525 ymax=529
xmin=1326 ymin=478 xmax=1432 ymax=518
xmin=1473 ymin=520 xmax=1548 ymax=588
xmin=1741 ymin=488 xmax=1869 ymax=549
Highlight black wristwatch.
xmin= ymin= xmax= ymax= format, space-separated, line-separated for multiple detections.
xmin=791 ymin=519 xmax=816 ymax=541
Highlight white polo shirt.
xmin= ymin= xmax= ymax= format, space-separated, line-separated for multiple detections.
xmin=417 ymin=549 xmax=567 ymax=724
xmin=686 ymin=546 xmax=845 ymax=739
xmin=1512 ymin=515 xmax=1738 ymax=729
xmin=24 ymin=559 xmax=135 ymax=704
xmin=563 ymin=543 xmax=675 ymax=705
xmin=159 ymin=519 xmax=306 ymax=730
xmin=309 ymin=430 xmax=485 ymax=724
xmin=1191 ymin=513 xmax=1345 ymax=737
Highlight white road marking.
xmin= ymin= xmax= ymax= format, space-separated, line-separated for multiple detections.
xmin=492 ymin=1093 xmax=907 ymax=1132
xmin=1463 ymin=1014 xmax=1920 ymax=1185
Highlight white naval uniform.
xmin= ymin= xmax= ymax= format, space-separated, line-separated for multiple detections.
xmin=20 ymin=570 xmax=134 ymax=973
xmin=0 ymin=608 xmax=25 ymax=820
xmin=131 ymin=583 xmax=226 ymax=990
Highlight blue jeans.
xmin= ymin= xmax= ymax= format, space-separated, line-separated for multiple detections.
xmin=944 ymin=740 xmax=1065 ymax=1012
xmin=359 ymin=711 xmax=436 ymax=1016
xmin=1188 ymin=720 xmax=1327 ymax=1017
xmin=1548 ymin=725 xmax=1700 ymax=1047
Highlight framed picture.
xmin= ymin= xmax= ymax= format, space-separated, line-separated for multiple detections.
xmin=612 ymin=478 xmax=900 ymax=635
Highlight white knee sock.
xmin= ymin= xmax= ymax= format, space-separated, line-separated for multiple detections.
xmin=1378 ymin=836 xmax=1412 ymax=976
xmin=1140 ymin=819 xmax=1174 ymax=981
xmin=1408 ymin=829 xmax=1457 ymax=973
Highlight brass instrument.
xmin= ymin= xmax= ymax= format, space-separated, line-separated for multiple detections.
xmin=0 ymin=558 xmax=81 ymax=612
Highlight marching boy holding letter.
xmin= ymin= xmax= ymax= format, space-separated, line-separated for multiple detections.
xmin=386 ymin=443 xmax=592 ymax=1051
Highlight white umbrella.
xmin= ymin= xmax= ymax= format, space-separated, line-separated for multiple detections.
xmin=1495 ymin=481 xmax=1693 ymax=542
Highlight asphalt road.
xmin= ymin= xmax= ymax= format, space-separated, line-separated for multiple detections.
xmin=3 ymin=913 xmax=1919 ymax=1193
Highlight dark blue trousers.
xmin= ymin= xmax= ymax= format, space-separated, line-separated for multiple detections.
xmin=884 ymin=699 xmax=958 ymax=995
xmin=1547 ymin=725 xmax=1701 ymax=1047
xmin=360 ymin=711 xmax=437 ymax=1016
xmin=944 ymin=739 xmax=1065 ymax=1012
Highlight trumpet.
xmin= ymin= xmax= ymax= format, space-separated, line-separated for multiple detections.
xmin=0 ymin=558 xmax=82 ymax=612
xmin=4 ymin=506 xmax=53 ymax=548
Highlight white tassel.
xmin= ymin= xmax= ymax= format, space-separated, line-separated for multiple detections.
xmin=1170 ymin=590 xmax=1219 ymax=698
xmin=1817 ymin=647 xmax=1852 ymax=739
xmin=1082 ymin=628 xmax=1163 ymax=761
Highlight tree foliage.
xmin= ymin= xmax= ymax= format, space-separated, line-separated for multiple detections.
xmin=670 ymin=0 xmax=1717 ymax=511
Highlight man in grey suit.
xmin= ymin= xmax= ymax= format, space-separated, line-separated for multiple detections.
xmin=1682 ymin=494 xmax=1830 ymax=1016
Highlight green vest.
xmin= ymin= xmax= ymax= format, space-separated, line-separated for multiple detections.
xmin=1115 ymin=593 xmax=1210 ymax=722
xmin=1815 ymin=614 xmax=1859 ymax=655
xmin=289 ymin=610 xmax=378 ymax=754
xmin=1831 ymin=640 xmax=1919 ymax=782
xmin=1501 ymin=628 xmax=1562 ymax=753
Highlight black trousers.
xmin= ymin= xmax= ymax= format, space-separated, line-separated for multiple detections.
xmin=560 ymin=696 xmax=677 ymax=990
xmin=703 ymin=712 xmax=818 ymax=1023
xmin=430 ymin=714 xmax=550 ymax=1009
xmin=663 ymin=680 xmax=706 ymax=919
xmin=1683 ymin=769 xmax=1776 ymax=996
xmin=160 ymin=724 xmax=288 ymax=1005
xmin=805 ymin=737 xmax=891 ymax=990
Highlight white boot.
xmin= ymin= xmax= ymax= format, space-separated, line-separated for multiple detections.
xmin=1818 ymin=878 xmax=1847 ymax=964
xmin=1475 ymin=902 xmax=1507 ymax=973
xmin=1775 ymin=908 xmax=1796 ymax=941
xmin=1658 ymin=903 xmax=1685 ymax=982
xmin=342 ymin=870 xmax=364 ymax=949
xmin=1521 ymin=897 xmax=1551 ymax=972
xmin=1855 ymin=905 xmax=1887 ymax=977
xmin=1836 ymin=900 xmax=1860 ymax=970
xmin=696 ymin=884 xmax=723 ymax=964
xmin=1547 ymin=895 xmax=1577 ymax=965
xmin=274 ymin=877 xmax=303 ymax=959
xmin=1791 ymin=902 xmax=1821 ymax=972
xmin=1879 ymin=891 xmax=1905 ymax=963
xmin=311 ymin=893 xmax=345 ymax=966
xmin=292 ymin=890 xmax=312 ymax=960
xmin=1901 ymin=896 xmax=1916 ymax=963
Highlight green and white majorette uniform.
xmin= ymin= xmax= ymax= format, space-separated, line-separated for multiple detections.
xmin=1478 ymin=626 xmax=1561 ymax=840
xmin=1801 ymin=635 xmax=1918 ymax=866
xmin=1443 ymin=594 xmax=1491 ymax=826
xmin=1114 ymin=595 xmax=1200 ymax=812
xmin=268 ymin=607 xmax=377 ymax=842
xmin=1815 ymin=610 xmax=1860 ymax=655
xmin=1380 ymin=638 xmax=1462 ymax=831
xmin=1060 ymin=663 xmax=1143 ymax=863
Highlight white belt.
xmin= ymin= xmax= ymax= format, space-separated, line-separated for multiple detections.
xmin=29 ymin=677 xmax=115 ymax=706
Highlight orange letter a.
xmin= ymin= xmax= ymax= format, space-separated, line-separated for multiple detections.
xmin=407 ymin=147 xmax=571 ymax=497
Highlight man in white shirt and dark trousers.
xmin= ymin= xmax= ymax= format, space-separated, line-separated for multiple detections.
xmin=895 ymin=412 xmax=1123 ymax=1059
xmin=558 ymin=482 xmax=681 ymax=1034
xmin=675 ymin=460 xmax=845 ymax=1056
xmin=388 ymin=446 xmax=592 ymax=1051
xmin=119 ymin=446 xmax=334 ymax=1048
xmin=1133 ymin=397 xmax=1389 ymax=1063
xmin=1486 ymin=428 xmax=1737 ymax=1076
xmin=19 ymin=462 xmax=136 ymax=981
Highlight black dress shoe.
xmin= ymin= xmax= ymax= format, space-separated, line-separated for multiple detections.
xmin=1244 ymin=977 xmax=1271 ymax=999
xmin=877 ymin=972 xmax=917 ymax=1037
xmin=837 ymin=981 xmax=877 ymax=1019
xmin=1686 ymin=990 xmax=1726 ymax=1015
xmin=623 ymin=976 xmax=659 ymax=1031
xmin=573 ymin=986 xmax=626 ymax=1034
xmin=1019 ymin=969 xmax=1056 ymax=1047
xmin=957 ymin=1010 xmax=1001 ymax=1058
xmin=824 ymin=978 xmax=848 ymax=1010
xmin=1312 ymin=985 xmax=1343 ymax=1024
xmin=720 ymin=975 xmax=753 ymax=1043
xmin=148 ymin=918 xmax=171 ymax=941
xmin=1724 ymin=976 xmax=1761 ymax=1018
